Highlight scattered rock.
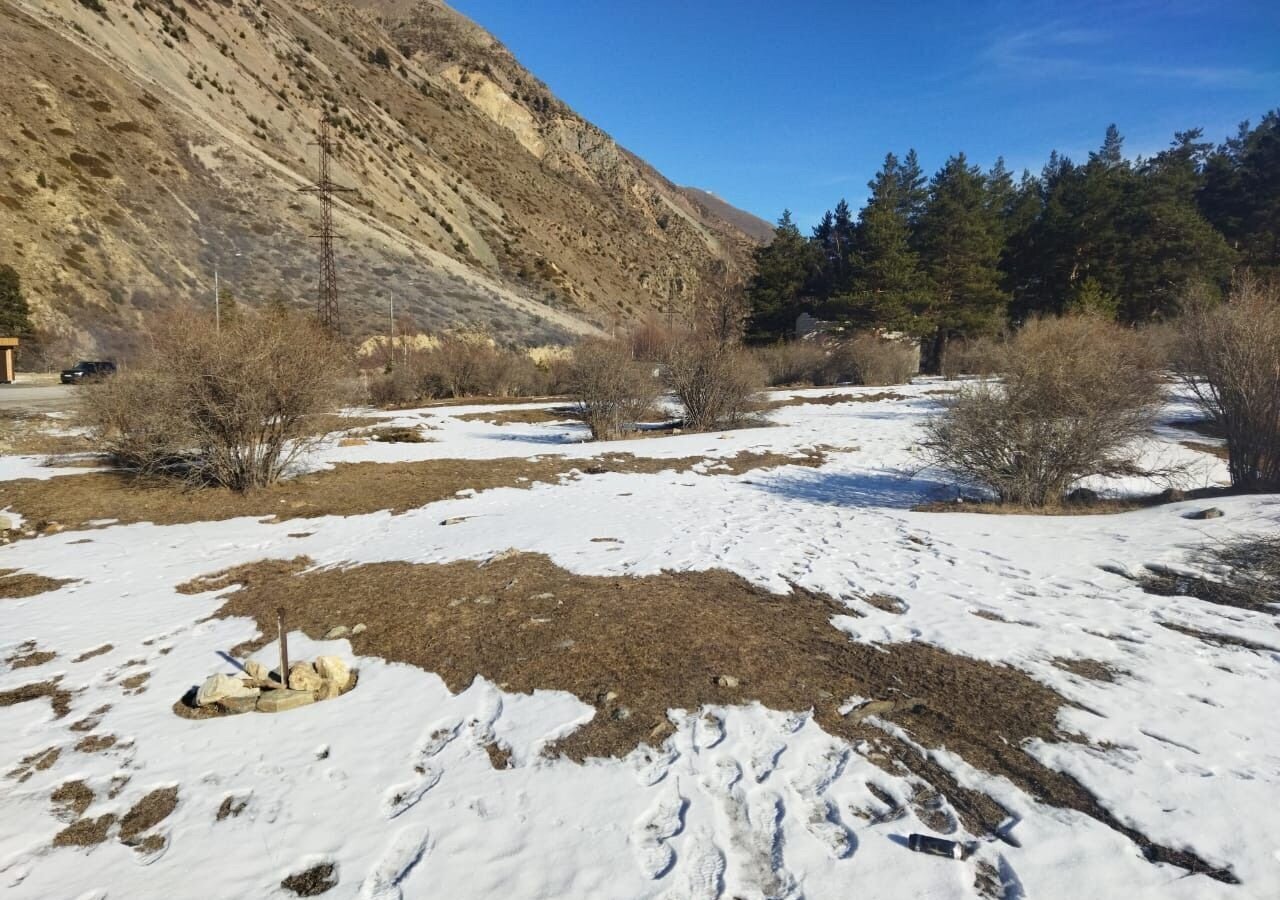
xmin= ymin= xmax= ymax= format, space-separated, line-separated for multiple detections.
xmin=314 ymin=656 xmax=352 ymax=691
xmin=1186 ymin=507 xmax=1224 ymax=520
xmin=351 ymin=623 xmax=366 ymax=636
xmin=196 ymin=673 xmax=260 ymax=707
xmin=648 ymin=719 xmax=676 ymax=743
xmin=611 ymin=706 xmax=631 ymax=721
xmin=713 ymin=675 xmax=741 ymax=688
xmin=217 ymin=695 xmax=259 ymax=715
xmin=441 ymin=516 xmax=471 ymax=526
xmin=257 ymin=690 xmax=315 ymax=713
xmin=315 ymin=680 xmax=341 ymax=701
xmin=282 ymin=861 xmax=339 ymax=897
xmin=288 ymin=663 xmax=323 ymax=692
xmin=243 ymin=660 xmax=270 ymax=682
xmin=321 ymin=625 xmax=350 ymax=640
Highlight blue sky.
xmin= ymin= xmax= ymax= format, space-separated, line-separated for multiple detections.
xmin=449 ymin=0 xmax=1279 ymax=229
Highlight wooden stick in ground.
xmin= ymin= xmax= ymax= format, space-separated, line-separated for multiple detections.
xmin=277 ymin=607 xmax=289 ymax=687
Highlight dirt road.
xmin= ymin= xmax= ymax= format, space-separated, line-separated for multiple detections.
xmin=0 ymin=384 xmax=77 ymax=413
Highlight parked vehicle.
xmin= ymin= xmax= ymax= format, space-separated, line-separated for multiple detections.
xmin=60 ymin=360 xmax=117 ymax=384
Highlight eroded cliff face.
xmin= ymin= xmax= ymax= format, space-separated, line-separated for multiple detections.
xmin=1 ymin=0 xmax=766 ymax=353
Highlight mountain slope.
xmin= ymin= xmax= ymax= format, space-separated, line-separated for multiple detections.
xmin=0 ymin=0 xmax=762 ymax=352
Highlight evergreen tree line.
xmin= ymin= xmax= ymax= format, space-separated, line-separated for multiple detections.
xmin=744 ymin=111 xmax=1280 ymax=368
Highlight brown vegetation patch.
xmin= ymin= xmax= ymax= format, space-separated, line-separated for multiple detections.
xmin=861 ymin=593 xmax=907 ymax=614
xmin=53 ymin=814 xmax=116 ymax=848
xmin=6 ymin=643 xmax=56 ymax=669
xmin=51 ymin=780 xmax=95 ymax=820
xmin=120 ymin=671 xmax=151 ymax=694
xmin=72 ymin=645 xmax=112 ymax=663
xmin=0 ymin=678 xmax=72 ymax=717
xmin=74 ymin=734 xmax=118 ymax=754
xmin=281 ymin=862 xmax=339 ymax=897
xmin=194 ymin=552 xmax=1231 ymax=881
xmin=1159 ymin=622 xmax=1280 ymax=653
xmin=0 ymin=411 xmax=89 ymax=455
xmin=455 ymin=406 xmax=578 ymax=425
xmin=1052 ymin=658 xmax=1124 ymax=682
xmin=1 ymin=450 xmax=827 ymax=537
xmin=309 ymin=415 xmax=384 ymax=435
xmin=118 ymin=786 xmax=179 ymax=844
xmin=1181 ymin=440 xmax=1230 ymax=461
xmin=0 ymin=571 xmax=76 ymax=599
xmin=762 ymin=391 xmax=909 ymax=412
xmin=69 ymin=705 xmax=111 ymax=732
xmin=216 ymin=795 xmax=249 ymax=821
xmin=9 ymin=746 xmax=61 ymax=782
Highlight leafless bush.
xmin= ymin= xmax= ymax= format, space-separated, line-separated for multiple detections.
xmin=941 ymin=334 xmax=1005 ymax=378
xmin=566 ymin=339 xmax=660 ymax=441
xmin=665 ymin=336 xmax=766 ymax=432
xmin=629 ymin=315 xmax=677 ymax=363
xmin=82 ymin=311 xmax=347 ymax=491
xmin=754 ymin=340 xmax=828 ymax=386
xmin=1138 ymin=534 xmax=1280 ymax=610
xmin=1175 ymin=274 xmax=1280 ymax=492
xmin=920 ymin=315 xmax=1165 ymax=506
xmin=842 ymin=333 xmax=919 ymax=386
xmin=366 ymin=366 xmax=420 ymax=407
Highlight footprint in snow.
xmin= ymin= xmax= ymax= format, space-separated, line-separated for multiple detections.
xmin=631 ymin=744 xmax=680 ymax=787
xmin=360 ymin=828 xmax=430 ymax=900
xmin=632 ymin=780 xmax=687 ymax=879
xmin=384 ymin=766 xmax=442 ymax=820
xmin=695 ymin=712 xmax=725 ymax=751
xmin=662 ymin=828 xmax=726 ymax=900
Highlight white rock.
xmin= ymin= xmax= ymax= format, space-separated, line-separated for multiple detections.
xmin=196 ymin=673 xmax=260 ymax=707
xmin=243 ymin=660 xmax=270 ymax=681
xmin=322 ymin=625 xmax=350 ymax=640
xmin=351 ymin=623 xmax=367 ymax=635
xmin=288 ymin=663 xmax=323 ymax=692
xmin=314 ymin=656 xmax=352 ymax=690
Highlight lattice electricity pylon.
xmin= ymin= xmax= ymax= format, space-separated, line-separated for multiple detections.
xmin=298 ymin=116 xmax=353 ymax=335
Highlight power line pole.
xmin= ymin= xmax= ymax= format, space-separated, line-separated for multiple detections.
xmin=299 ymin=117 xmax=352 ymax=335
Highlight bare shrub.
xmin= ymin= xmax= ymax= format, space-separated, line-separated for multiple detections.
xmin=566 ymin=339 xmax=659 ymax=441
xmin=664 ymin=336 xmax=766 ymax=432
xmin=628 ymin=315 xmax=677 ymax=363
xmin=366 ymin=366 xmax=419 ymax=407
xmin=82 ymin=311 xmax=347 ymax=491
xmin=754 ymin=340 xmax=828 ymax=386
xmin=842 ymin=333 xmax=919 ymax=386
xmin=1138 ymin=534 xmax=1280 ymax=610
xmin=941 ymin=334 xmax=1005 ymax=379
xmin=920 ymin=315 xmax=1164 ymax=506
xmin=1175 ymin=274 xmax=1280 ymax=492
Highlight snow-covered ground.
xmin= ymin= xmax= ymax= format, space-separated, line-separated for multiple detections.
xmin=1 ymin=382 xmax=1277 ymax=899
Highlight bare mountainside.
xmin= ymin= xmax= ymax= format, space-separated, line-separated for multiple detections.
xmin=0 ymin=0 xmax=763 ymax=351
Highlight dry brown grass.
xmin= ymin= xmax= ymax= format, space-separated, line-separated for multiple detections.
xmin=0 ymin=570 xmax=75 ymax=599
xmin=0 ymin=678 xmax=72 ymax=717
xmin=118 ymin=786 xmax=178 ymax=844
xmin=183 ymin=551 xmax=1229 ymax=880
xmin=0 ymin=411 xmax=89 ymax=456
xmin=1 ymin=450 xmax=827 ymax=538
xmin=454 ymin=406 xmax=579 ymax=425
xmin=760 ymin=391 xmax=909 ymax=412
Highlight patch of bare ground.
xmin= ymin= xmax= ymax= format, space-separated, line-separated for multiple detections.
xmin=69 ymin=705 xmax=111 ymax=732
xmin=1052 ymin=658 xmax=1126 ymax=682
xmin=189 ymin=552 xmax=1233 ymax=882
xmin=309 ymin=415 xmax=384 ymax=436
xmin=0 ymin=411 xmax=89 ymax=456
xmin=1181 ymin=440 xmax=1229 ymax=460
xmin=914 ymin=486 xmax=1233 ymax=517
xmin=120 ymin=671 xmax=151 ymax=694
xmin=74 ymin=734 xmax=118 ymax=753
xmin=0 ymin=570 xmax=76 ymax=599
xmin=281 ymin=862 xmax=339 ymax=897
xmin=455 ymin=406 xmax=579 ymax=425
xmin=52 ymin=814 xmax=116 ymax=848
xmin=6 ymin=641 xmax=56 ymax=668
xmin=72 ymin=645 xmax=112 ymax=663
xmin=761 ymin=391 xmax=910 ymax=412
xmin=0 ymin=678 xmax=72 ymax=718
xmin=1159 ymin=622 xmax=1280 ymax=653
xmin=8 ymin=746 xmax=60 ymax=782
xmin=118 ymin=786 xmax=178 ymax=845
xmin=51 ymin=780 xmax=95 ymax=820
xmin=216 ymin=795 xmax=249 ymax=821
xmin=1 ymin=450 xmax=829 ymax=537
xmin=861 ymin=593 xmax=907 ymax=614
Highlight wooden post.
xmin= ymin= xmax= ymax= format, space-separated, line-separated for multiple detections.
xmin=277 ymin=607 xmax=289 ymax=687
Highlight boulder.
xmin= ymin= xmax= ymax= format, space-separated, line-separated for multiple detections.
xmin=314 ymin=656 xmax=352 ymax=691
xmin=322 ymin=625 xmax=350 ymax=640
xmin=314 ymin=680 xmax=342 ymax=702
xmin=288 ymin=663 xmax=323 ymax=692
xmin=714 ymin=675 xmax=741 ymax=688
xmin=243 ymin=660 xmax=270 ymax=682
xmin=1187 ymin=507 xmax=1225 ymax=520
xmin=0 ymin=514 xmax=13 ymax=531
xmin=196 ymin=673 xmax=260 ymax=707
xmin=217 ymin=695 xmax=259 ymax=715
xmin=256 ymin=690 xmax=315 ymax=713
xmin=351 ymin=623 xmax=367 ymax=636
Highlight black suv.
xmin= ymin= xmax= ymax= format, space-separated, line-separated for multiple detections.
xmin=60 ymin=360 xmax=117 ymax=384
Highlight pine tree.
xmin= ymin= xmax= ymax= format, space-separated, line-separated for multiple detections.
xmin=897 ymin=149 xmax=928 ymax=226
xmin=1200 ymin=111 xmax=1280 ymax=275
xmin=841 ymin=154 xmax=925 ymax=330
xmin=0 ymin=264 xmax=33 ymax=338
xmin=744 ymin=211 xmax=819 ymax=340
xmin=915 ymin=154 xmax=1008 ymax=368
